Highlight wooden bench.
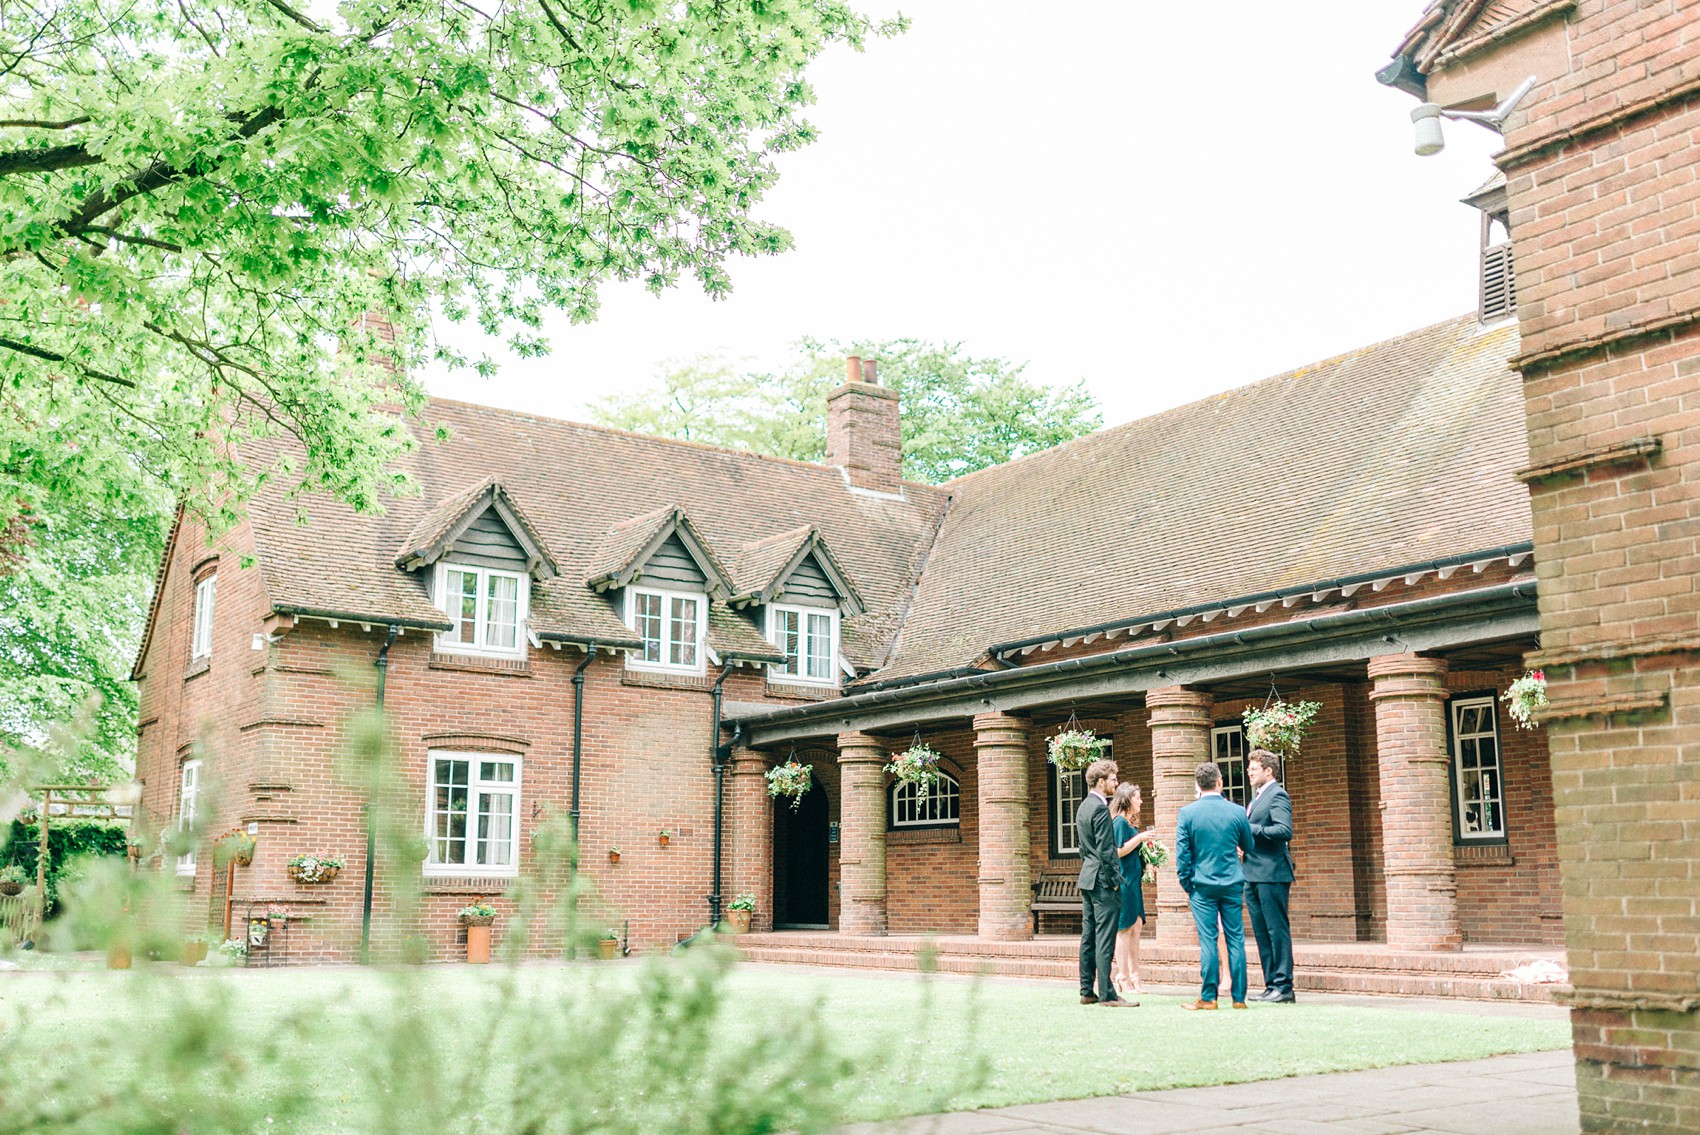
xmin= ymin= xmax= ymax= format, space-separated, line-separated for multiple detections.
xmin=1030 ymin=874 xmax=1081 ymax=935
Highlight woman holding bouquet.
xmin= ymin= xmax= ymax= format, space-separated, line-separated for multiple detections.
xmin=1111 ymin=782 xmax=1155 ymax=995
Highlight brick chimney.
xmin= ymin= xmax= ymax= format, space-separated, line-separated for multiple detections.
xmin=825 ymin=356 xmax=902 ymax=493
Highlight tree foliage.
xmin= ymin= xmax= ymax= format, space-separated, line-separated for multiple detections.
xmin=593 ymin=338 xmax=1103 ymax=483
xmin=1 ymin=0 xmax=888 ymax=766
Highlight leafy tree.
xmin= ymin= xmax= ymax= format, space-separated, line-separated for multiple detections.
xmin=1 ymin=0 xmax=890 ymax=770
xmin=594 ymin=338 xmax=1103 ymax=482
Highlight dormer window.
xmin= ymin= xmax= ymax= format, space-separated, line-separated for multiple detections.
xmin=626 ymin=586 xmax=707 ymax=673
xmin=434 ymin=562 xmax=528 ymax=657
xmin=767 ymin=604 xmax=838 ymax=685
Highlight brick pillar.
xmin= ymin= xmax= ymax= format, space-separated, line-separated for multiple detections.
xmin=973 ymin=712 xmax=1032 ymax=941
xmin=726 ymin=747 xmax=774 ymax=932
xmin=1367 ymin=653 xmax=1460 ymax=951
xmin=1146 ymin=686 xmax=1214 ymax=947
xmin=835 ymin=731 xmax=888 ymax=936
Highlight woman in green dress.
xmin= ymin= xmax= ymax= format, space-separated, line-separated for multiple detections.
xmin=1111 ymin=781 xmax=1155 ymax=996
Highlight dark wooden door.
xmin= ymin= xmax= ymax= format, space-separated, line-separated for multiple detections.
xmin=773 ymin=776 xmax=829 ymax=928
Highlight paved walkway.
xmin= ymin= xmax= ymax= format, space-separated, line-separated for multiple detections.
xmin=844 ymin=1049 xmax=1578 ymax=1135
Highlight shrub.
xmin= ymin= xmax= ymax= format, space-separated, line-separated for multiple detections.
xmin=1 ymin=818 xmax=129 ymax=914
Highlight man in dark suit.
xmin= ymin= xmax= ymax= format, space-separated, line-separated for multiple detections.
xmin=1245 ymin=748 xmax=1296 ymax=1002
xmin=1076 ymin=758 xmax=1136 ymax=1006
xmin=1175 ymin=760 xmax=1255 ymax=1010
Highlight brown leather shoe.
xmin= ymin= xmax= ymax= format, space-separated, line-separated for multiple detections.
xmin=1079 ymin=994 xmax=1099 ymax=1005
xmin=1232 ymin=1002 xmax=1249 ymax=1009
xmin=1180 ymin=999 xmax=1218 ymax=1011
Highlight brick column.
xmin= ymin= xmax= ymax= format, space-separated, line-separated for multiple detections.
xmin=835 ymin=731 xmax=888 ymax=936
xmin=1146 ymin=686 xmax=1214 ymax=947
xmin=1367 ymin=653 xmax=1460 ymax=951
xmin=726 ymin=747 xmax=774 ymax=932
xmin=973 ymin=712 xmax=1032 ymax=941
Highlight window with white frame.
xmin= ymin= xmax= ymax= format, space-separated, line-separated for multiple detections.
xmin=1212 ymin=724 xmax=1249 ymax=806
xmin=434 ymin=562 xmax=527 ymax=657
xmin=1450 ymin=696 xmax=1506 ymax=840
xmin=626 ymin=587 xmax=705 ymax=672
xmin=767 ymin=605 xmax=839 ymax=685
xmin=1051 ymin=736 xmax=1110 ymax=855
xmin=425 ymin=753 xmax=522 ymax=874
xmin=891 ymin=770 xmax=960 ymax=828
xmin=176 ymin=758 xmax=201 ymax=876
xmin=191 ymin=574 xmax=217 ymax=660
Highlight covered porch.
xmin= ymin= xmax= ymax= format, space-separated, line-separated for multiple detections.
xmin=720 ymin=562 xmax=1559 ymax=991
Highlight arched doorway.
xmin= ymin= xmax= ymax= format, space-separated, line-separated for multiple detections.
xmin=773 ymin=773 xmax=830 ymax=928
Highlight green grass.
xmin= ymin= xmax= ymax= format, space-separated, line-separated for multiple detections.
xmin=0 ymin=955 xmax=1570 ymax=1130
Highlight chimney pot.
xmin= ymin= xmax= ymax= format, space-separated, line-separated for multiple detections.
xmin=846 ymin=355 xmax=863 ymax=384
xmin=861 ymin=358 xmax=878 ymax=385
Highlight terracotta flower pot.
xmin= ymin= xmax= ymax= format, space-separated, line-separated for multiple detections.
xmin=180 ymin=940 xmax=209 ymax=966
xmin=465 ymin=923 xmax=492 ymax=964
xmin=597 ymin=938 xmax=619 ymax=960
xmin=727 ymin=909 xmax=751 ymax=935
xmin=658 ymin=833 xmax=670 ymax=847
xmin=107 ymin=942 xmax=133 ymax=970
xmin=609 ymin=850 xmax=621 ymax=864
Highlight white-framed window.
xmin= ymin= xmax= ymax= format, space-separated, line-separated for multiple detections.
xmin=625 ymin=586 xmax=706 ymax=673
xmin=766 ymin=604 xmax=839 ymax=685
xmin=891 ymin=771 xmax=961 ymax=828
xmin=425 ymin=752 xmax=523 ymax=875
xmin=433 ymin=562 xmax=527 ymax=657
xmin=191 ymin=575 xmax=217 ymax=660
xmin=1212 ymin=724 xmax=1249 ymax=807
xmin=1451 ymin=696 xmax=1506 ymax=841
xmin=176 ymin=758 xmax=201 ymax=876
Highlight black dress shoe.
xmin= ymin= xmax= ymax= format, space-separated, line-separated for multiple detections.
xmin=1271 ymin=991 xmax=1297 ymax=1003
xmin=1080 ymin=994 xmax=1099 ymax=1005
xmin=1253 ymin=989 xmax=1278 ymax=1001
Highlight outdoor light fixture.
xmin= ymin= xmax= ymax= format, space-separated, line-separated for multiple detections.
xmin=1411 ymin=75 xmax=1536 ymax=155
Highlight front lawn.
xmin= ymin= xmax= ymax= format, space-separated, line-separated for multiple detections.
xmin=0 ymin=952 xmax=1569 ymax=1133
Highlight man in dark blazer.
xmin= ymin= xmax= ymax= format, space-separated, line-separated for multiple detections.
xmin=1245 ymin=748 xmax=1296 ymax=1002
xmin=1175 ymin=760 xmax=1255 ymax=1009
xmin=1076 ymin=759 xmax=1136 ymax=1006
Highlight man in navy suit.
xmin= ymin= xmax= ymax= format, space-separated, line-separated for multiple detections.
xmin=1245 ymin=748 xmax=1296 ymax=1002
xmin=1075 ymin=759 xmax=1136 ymax=1006
xmin=1175 ymin=760 xmax=1255 ymax=1010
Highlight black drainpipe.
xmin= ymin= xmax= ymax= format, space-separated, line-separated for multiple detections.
xmin=707 ymin=659 xmax=736 ymax=927
xmin=361 ymin=623 xmax=400 ymax=965
xmin=569 ymin=643 xmax=598 ymax=841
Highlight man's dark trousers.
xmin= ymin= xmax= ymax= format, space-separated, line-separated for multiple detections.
xmin=1079 ymin=881 xmax=1119 ymax=1000
xmin=1246 ymin=881 xmax=1292 ymax=997
xmin=1189 ymin=881 xmax=1248 ymax=1004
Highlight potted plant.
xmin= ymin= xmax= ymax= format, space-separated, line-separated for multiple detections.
xmin=1242 ymin=699 xmax=1322 ymax=759
xmin=608 ymin=844 xmax=621 ymax=864
xmin=658 ymin=828 xmax=672 ymax=847
xmin=214 ymin=828 xmax=256 ymax=868
xmin=1502 ymin=670 xmax=1547 ymax=729
xmin=179 ymin=937 xmax=210 ymax=966
xmin=764 ymin=761 xmax=813 ymax=811
xmin=458 ymin=898 xmax=497 ymax=964
xmin=597 ymin=927 xmax=620 ymax=960
xmin=726 ymin=892 xmax=755 ymax=935
xmin=884 ymin=742 xmax=942 ymax=802
xmin=286 ymin=853 xmax=344 ymax=884
xmin=210 ymin=937 xmax=247 ymax=967
xmin=1047 ymin=728 xmax=1108 ymax=772
xmin=0 ymin=864 xmax=26 ymax=896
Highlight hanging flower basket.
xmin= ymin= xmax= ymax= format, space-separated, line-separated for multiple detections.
xmin=884 ymin=743 xmax=942 ymax=802
xmin=214 ymin=829 xmax=256 ymax=868
xmin=1137 ymin=839 xmax=1171 ymax=885
xmin=1242 ymin=700 xmax=1322 ymax=758
xmin=286 ymin=853 xmax=343 ymax=884
xmin=765 ymin=761 xmax=813 ymax=811
xmin=1047 ymin=728 xmax=1108 ymax=772
xmin=1502 ymin=670 xmax=1547 ymax=730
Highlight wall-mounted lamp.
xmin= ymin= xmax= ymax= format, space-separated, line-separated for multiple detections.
xmin=1411 ymin=75 xmax=1536 ymax=156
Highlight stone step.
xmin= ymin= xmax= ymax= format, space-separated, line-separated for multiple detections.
xmin=732 ymin=934 xmax=1562 ymax=1003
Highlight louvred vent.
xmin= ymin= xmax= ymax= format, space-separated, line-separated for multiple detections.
xmin=1481 ymin=241 xmax=1516 ymax=323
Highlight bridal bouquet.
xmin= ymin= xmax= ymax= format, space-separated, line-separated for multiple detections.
xmin=1137 ymin=837 xmax=1171 ymax=884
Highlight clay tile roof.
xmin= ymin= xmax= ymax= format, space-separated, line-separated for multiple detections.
xmin=873 ymin=314 xmax=1530 ymax=683
xmin=244 ymin=406 xmax=949 ymax=653
xmin=708 ymin=603 xmax=787 ymax=663
xmin=731 ymin=526 xmax=865 ymax=615
xmin=395 ymin=478 xmax=560 ymax=578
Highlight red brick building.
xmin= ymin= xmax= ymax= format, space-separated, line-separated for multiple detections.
xmin=134 ymin=313 xmax=1563 ymax=979
xmin=1379 ymin=2 xmax=1700 ymax=1130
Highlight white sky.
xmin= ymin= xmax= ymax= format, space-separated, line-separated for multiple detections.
xmin=425 ymin=1 xmax=1505 ymax=431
